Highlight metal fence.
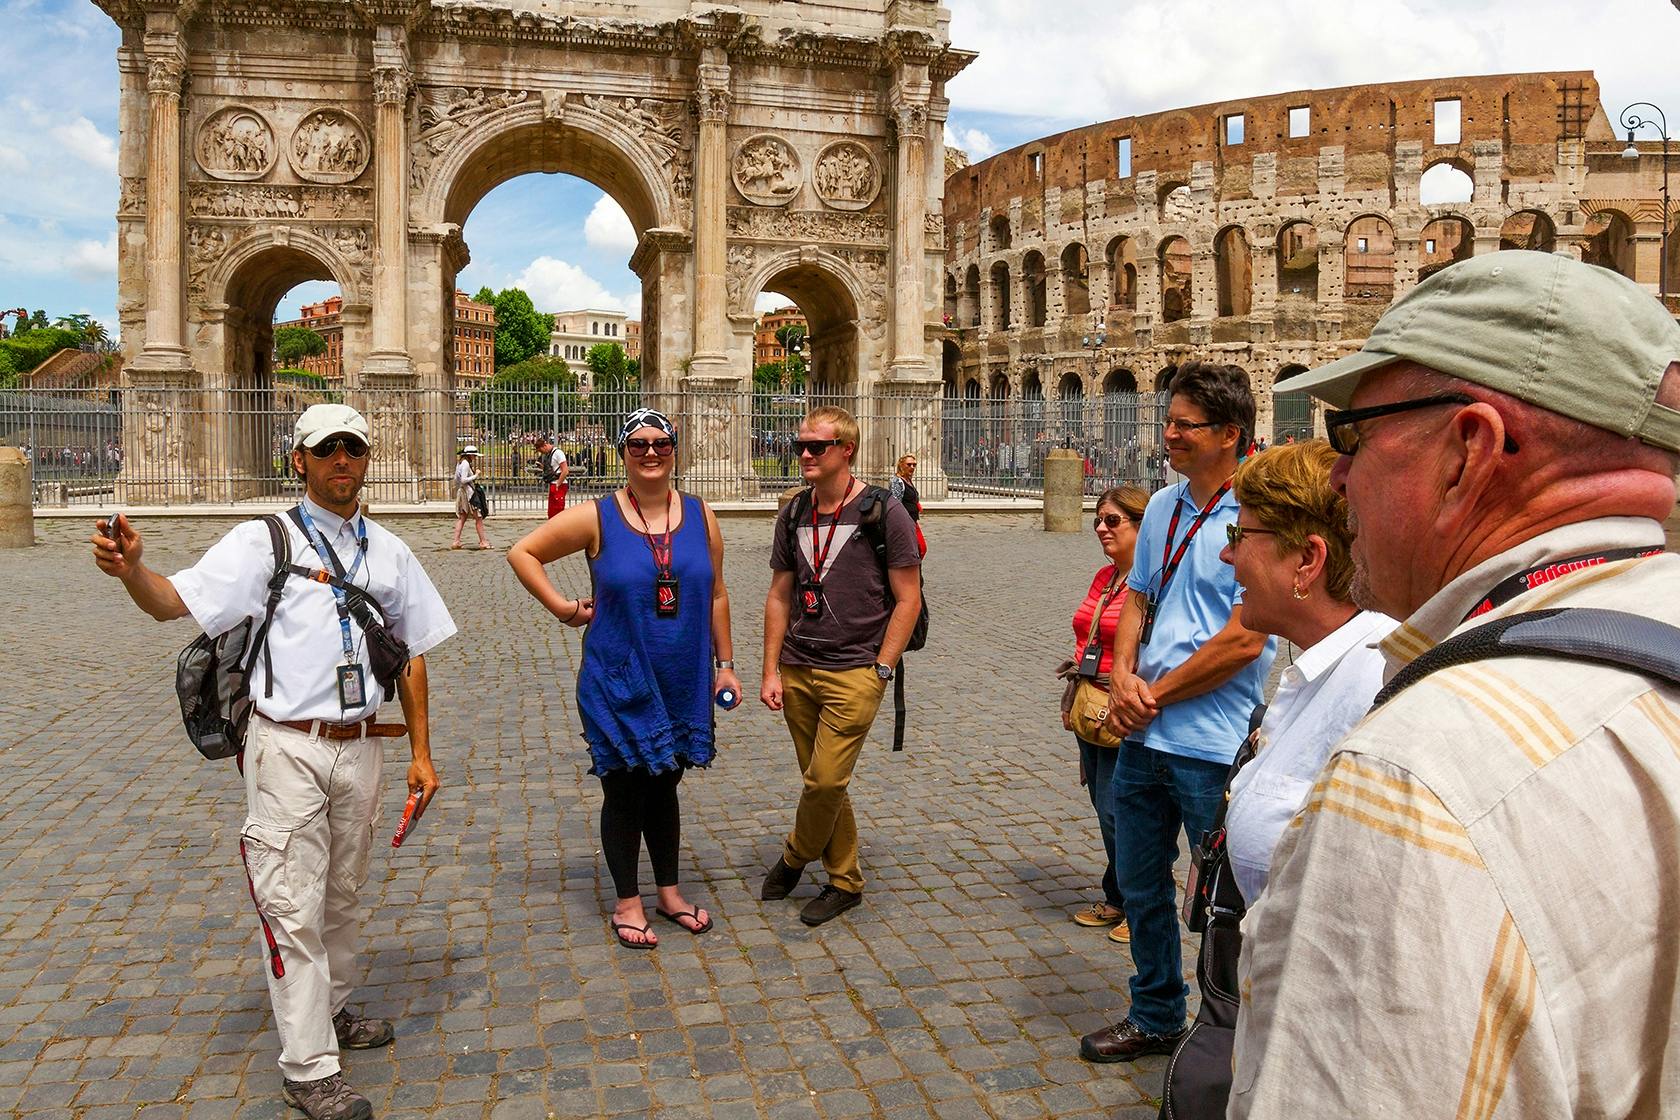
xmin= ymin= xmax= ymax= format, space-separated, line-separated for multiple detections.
xmin=0 ymin=385 xmax=1172 ymax=509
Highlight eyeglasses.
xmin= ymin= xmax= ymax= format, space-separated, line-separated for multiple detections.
xmin=1162 ymin=417 xmax=1225 ymax=434
xmin=794 ymin=438 xmax=843 ymax=457
xmin=1225 ymin=523 xmax=1280 ymax=547
xmin=306 ymin=437 xmax=369 ymax=459
xmin=624 ymin=437 xmax=675 ymax=457
xmin=1092 ymin=513 xmax=1136 ymax=531
xmin=1325 ymin=394 xmax=1518 ymax=455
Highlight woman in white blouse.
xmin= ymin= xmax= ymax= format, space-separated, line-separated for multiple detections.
xmin=451 ymin=445 xmax=491 ymax=550
xmin=1217 ymin=440 xmax=1396 ymax=903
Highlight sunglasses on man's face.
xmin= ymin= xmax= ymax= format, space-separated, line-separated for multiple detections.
xmin=794 ymin=438 xmax=843 ymax=457
xmin=624 ymin=437 xmax=675 ymax=457
xmin=306 ymin=437 xmax=369 ymax=459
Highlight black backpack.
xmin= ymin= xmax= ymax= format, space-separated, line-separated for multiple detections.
xmin=175 ymin=514 xmax=290 ymax=760
xmin=785 ymin=484 xmax=928 ymax=748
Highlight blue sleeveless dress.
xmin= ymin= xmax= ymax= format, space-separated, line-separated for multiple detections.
xmin=578 ymin=493 xmax=716 ymax=776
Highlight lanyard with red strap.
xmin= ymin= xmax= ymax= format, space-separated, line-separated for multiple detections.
xmin=1462 ymin=546 xmax=1663 ymax=622
xmin=1140 ymin=478 xmax=1232 ymax=645
xmin=808 ymin=479 xmax=855 ymax=583
xmin=626 ymin=488 xmax=680 ymax=616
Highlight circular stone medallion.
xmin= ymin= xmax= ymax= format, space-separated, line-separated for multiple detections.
xmin=288 ymin=109 xmax=371 ymax=185
xmin=813 ymin=140 xmax=880 ymax=211
xmin=732 ymin=134 xmax=802 ymax=206
xmin=196 ymin=106 xmax=277 ymax=182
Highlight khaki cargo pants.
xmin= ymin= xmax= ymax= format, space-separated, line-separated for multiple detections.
xmin=778 ymin=664 xmax=888 ymax=894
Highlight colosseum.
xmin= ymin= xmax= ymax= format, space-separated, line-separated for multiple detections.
xmin=938 ymin=71 xmax=1676 ymax=472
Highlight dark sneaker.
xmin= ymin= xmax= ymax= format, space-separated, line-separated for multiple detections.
xmin=282 ymin=1073 xmax=373 ymax=1120
xmin=799 ymin=885 xmax=862 ymax=926
xmin=332 ymin=1007 xmax=394 ymax=1050
xmin=1078 ymin=1016 xmax=1188 ymax=1063
xmin=760 ymin=857 xmax=804 ymax=901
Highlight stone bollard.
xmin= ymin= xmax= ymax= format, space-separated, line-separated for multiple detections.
xmin=1043 ymin=448 xmax=1084 ymax=533
xmin=0 ymin=446 xmax=34 ymax=548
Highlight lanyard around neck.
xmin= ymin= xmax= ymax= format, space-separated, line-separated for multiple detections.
xmin=625 ymin=488 xmax=675 ymax=578
xmin=295 ymin=504 xmax=367 ymax=661
xmin=1462 ymin=546 xmax=1662 ymax=622
xmin=1156 ymin=479 xmax=1231 ymax=600
xmin=809 ymin=480 xmax=856 ymax=581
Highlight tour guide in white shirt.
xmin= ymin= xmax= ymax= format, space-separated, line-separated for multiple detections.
xmin=92 ymin=404 xmax=456 ymax=1120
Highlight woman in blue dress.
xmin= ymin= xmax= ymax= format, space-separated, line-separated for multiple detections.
xmin=509 ymin=408 xmax=743 ymax=949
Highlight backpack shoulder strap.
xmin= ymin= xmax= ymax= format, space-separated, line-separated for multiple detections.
xmin=783 ymin=487 xmax=813 ymax=560
xmin=855 ymin=484 xmax=892 ymax=565
xmin=1372 ymin=607 xmax=1680 ymax=710
xmin=248 ymin=513 xmax=292 ymax=700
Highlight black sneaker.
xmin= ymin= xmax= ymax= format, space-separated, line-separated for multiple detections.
xmin=281 ymin=1072 xmax=373 ymax=1120
xmin=760 ymin=857 xmax=804 ymax=901
xmin=799 ymin=885 xmax=862 ymax=926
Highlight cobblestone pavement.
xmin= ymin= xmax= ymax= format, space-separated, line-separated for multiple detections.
xmin=0 ymin=512 xmax=1214 ymax=1120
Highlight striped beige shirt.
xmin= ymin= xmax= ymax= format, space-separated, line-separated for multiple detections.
xmin=1232 ymin=516 xmax=1680 ymax=1119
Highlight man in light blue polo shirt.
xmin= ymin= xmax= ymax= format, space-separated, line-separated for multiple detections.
xmin=1079 ymin=361 xmax=1275 ymax=1064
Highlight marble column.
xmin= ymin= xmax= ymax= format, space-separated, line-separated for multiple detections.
xmin=889 ymin=81 xmax=931 ymax=377
xmin=365 ymin=55 xmax=412 ymax=374
xmin=135 ymin=50 xmax=189 ymax=372
xmin=689 ymin=52 xmax=731 ymax=376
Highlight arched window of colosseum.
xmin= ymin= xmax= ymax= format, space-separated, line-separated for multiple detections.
xmin=1418 ymin=216 xmax=1474 ymax=282
xmin=941 ymin=339 xmax=962 ymax=387
xmin=1023 ymin=251 xmax=1048 ymax=328
xmin=989 ymin=372 xmax=1010 ymax=401
xmin=1022 ymin=370 xmax=1045 ymax=425
xmin=1499 ymin=211 xmax=1557 ymax=253
xmin=1061 ymin=243 xmax=1091 ymax=319
xmin=1159 ymin=237 xmax=1192 ymax=323
xmin=1155 ymin=364 xmax=1178 ymax=392
xmin=1581 ymin=209 xmax=1636 ymax=278
xmin=964 ymin=265 xmax=982 ymax=327
xmin=1419 ymin=160 xmax=1474 ymax=206
xmin=1215 ymin=227 xmax=1253 ymax=318
xmin=1106 ymin=236 xmax=1138 ymax=311
xmin=1273 ymin=364 xmax=1315 ymax=443
xmin=944 ymin=274 xmax=959 ymax=325
xmin=1057 ymin=372 xmax=1086 ymax=440
xmin=1104 ymin=368 xmax=1137 ymax=394
xmin=990 ymin=214 xmax=1012 ymax=251
xmin=1277 ymin=222 xmax=1319 ymax=301
xmin=1345 ymin=216 xmax=1396 ymax=302
xmin=989 ymin=261 xmax=1012 ymax=329
xmin=1160 ymin=183 xmax=1194 ymax=224
xmin=964 ymin=377 xmax=982 ymax=403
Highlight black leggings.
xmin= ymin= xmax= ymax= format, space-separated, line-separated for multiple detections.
xmin=598 ymin=767 xmax=685 ymax=899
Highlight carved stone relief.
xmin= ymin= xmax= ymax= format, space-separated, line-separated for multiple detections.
xmin=727 ymin=207 xmax=888 ymax=246
xmin=189 ymin=183 xmax=369 ymax=221
xmin=118 ymin=177 xmax=146 ymax=220
xmin=186 ymin=225 xmax=232 ymax=300
xmin=813 ymin=140 xmax=880 ymax=211
xmin=732 ymin=135 xmax=802 ymax=206
xmin=196 ymin=106 xmax=277 ymax=182
xmin=411 ymin=87 xmax=531 ymax=190
xmin=289 ymin=109 xmax=370 ymax=184
xmin=582 ymin=94 xmax=684 ymax=157
xmin=318 ymin=225 xmax=373 ymax=293
xmin=725 ymin=244 xmax=756 ymax=312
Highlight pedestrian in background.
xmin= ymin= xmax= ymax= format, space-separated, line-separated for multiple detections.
xmin=536 ymin=433 xmax=569 ymax=518
xmin=890 ymin=453 xmax=927 ymax=557
xmin=1061 ymin=484 xmax=1149 ymax=943
xmin=508 ymin=408 xmax=741 ymax=950
xmin=451 ymin=445 xmax=490 ymax=550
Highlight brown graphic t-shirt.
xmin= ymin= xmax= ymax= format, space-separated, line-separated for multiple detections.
xmin=770 ymin=487 xmax=922 ymax=670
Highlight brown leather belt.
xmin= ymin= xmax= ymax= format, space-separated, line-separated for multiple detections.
xmin=259 ymin=714 xmax=408 ymax=741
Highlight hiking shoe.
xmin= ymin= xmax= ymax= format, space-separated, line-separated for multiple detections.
xmin=799 ymin=885 xmax=862 ymax=926
xmin=282 ymin=1073 xmax=373 ymax=1120
xmin=760 ymin=857 xmax=804 ymax=901
xmin=1079 ymin=1017 xmax=1187 ymax=1063
xmin=332 ymin=1007 xmax=394 ymax=1049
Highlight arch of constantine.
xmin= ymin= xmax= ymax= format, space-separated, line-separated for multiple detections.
xmin=940 ymin=71 xmax=1679 ymax=446
xmin=97 ymin=0 xmax=972 ymax=502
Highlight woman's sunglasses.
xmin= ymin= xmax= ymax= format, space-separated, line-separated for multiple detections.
xmin=1092 ymin=513 xmax=1135 ymax=531
xmin=624 ymin=437 xmax=675 ymax=457
xmin=306 ymin=437 xmax=369 ymax=459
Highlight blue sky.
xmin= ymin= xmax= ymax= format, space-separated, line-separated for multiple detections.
xmin=3 ymin=0 xmax=1677 ymax=339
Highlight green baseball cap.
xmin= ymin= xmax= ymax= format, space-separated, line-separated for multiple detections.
xmin=1277 ymin=250 xmax=1680 ymax=453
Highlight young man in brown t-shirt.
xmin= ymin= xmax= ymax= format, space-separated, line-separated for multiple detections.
xmin=760 ymin=406 xmax=922 ymax=925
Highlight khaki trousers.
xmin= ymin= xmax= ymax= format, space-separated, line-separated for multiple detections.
xmin=239 ymin=716 xmax=383 ymax=1082
xmin=778 ymin=664 xmax=887 ymax=894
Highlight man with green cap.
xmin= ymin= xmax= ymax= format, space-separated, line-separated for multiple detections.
xmin=1229 ymin=251 xmax=1680 ymax=1116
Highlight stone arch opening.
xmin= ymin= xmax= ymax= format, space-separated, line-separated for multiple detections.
xmin=1273 ymin=363 xmax=1314 ymax=442
xmin=1345 ymin=215 xmax=1396 ymax=301
xmin=1022 ymin=368 xmax=1045 ymax=423
xmin=990 ymin=261 xmax=1012 ymax=330
xmin=1104 ymin=367 xmax=1137 ymax=394
xmin=1155 ymin=364 xmax=1178 ymax=392
xmin=990 ymin=213 xmax=1012 ymax=251
xmin=963 ymin=265 xmax=981 ymax=327
xmin=1214 ymin=226 xmax=1253 ymax=317
xmin=1582 ymin=209 xmax=1636 ymax=277
xmin=1159 ymin=182 xmax=1193 ymax=224
xmin=1499 ymin=211 xmax=1556 ymax=252
xmin=944 ymin=273 xmax=959 ymax=325
xmin=1160 ymin=236 xmax=1192 ymax=323
xmin=941 ymin=338 xmax=962 ymax=385
xmin=1419 ymin=215 xmax=1474 ymax=282
xmin=1419 ymin=159 xmax=1475 ymax=206
xmin=1277 ymin=222 xmax=1319 ymax=300
xmin=1106 ymin=236 xmax=1137 ymax=311
xmin=1102 ymin=367 xmax=1143 ymax=478
xmin=1056 ymin=370 xmax=1086 ymax=444
xmin=751 ymin=259 xmax=864 ymax=398
xmin=1022 ymin=251 xmax=1048 ymax=327
xmin=1061 ymin=243 xmax=1091 ymax=319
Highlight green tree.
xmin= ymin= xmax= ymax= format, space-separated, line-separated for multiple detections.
xmin=584 ymin=342 xmax=637 ymax=390
xmin=28 ymin=310 xmax=48 ymax=331
xmin=83 ymin=319 xmax=110 ymax=351
xmin=0 ymin=327 xmax=87 ymax=376
xmin=489 ymin=287 xmax=553 ymax=369
xmin=471 ymin=355 xmax=583 ymax=438
xmin=53 ymin=313 xmax=93 ymax=334
xmin=273 ymin=325 xmax=328 ymax=365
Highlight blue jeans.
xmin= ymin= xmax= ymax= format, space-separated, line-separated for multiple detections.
xmin=1077 ymin=736 xmax=1123 ymax=911
xmin=1109 ymin=739 xmax=1230 ymax=1035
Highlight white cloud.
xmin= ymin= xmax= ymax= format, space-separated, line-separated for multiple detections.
xmin=51 ymin=116 xmax=117 ymax=172
xmin=583 ymin=195 xmax=637 ymax=255
xmin=515 ymin=256 xmax=637 ymax=316
xmin=1419 ymin=163 xmax=1474 ymax=206
xmin=65 ymin=231 xmax=116 ymax=280
xmin=944 ymin=124 xmax=997 ymax=160
xmin=756 ymin=290 xmax=795 ymax=314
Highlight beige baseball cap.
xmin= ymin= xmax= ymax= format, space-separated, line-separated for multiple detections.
xmin=1277 ymin=250 xmax=1680 ymax=452
xmin=293 ymin=403 xmax=371 ymax=449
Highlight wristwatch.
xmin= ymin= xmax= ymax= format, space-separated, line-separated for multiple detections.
xmin=873 ymin=662 xmax=894 ymax=682
xmin=714 ymin=658 xmax=735 ymax=669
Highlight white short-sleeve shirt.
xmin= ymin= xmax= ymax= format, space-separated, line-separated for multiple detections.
xmin=169 ymin=496 xmax=457 ymax=724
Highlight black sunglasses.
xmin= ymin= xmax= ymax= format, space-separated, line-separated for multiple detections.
xmin=794 ymin=438 xmax=843 ymax=457
xmin=1225 ymin=523 xmax=1280 ymax=547
xmin=1325 ymin=394 xmax=1518 ymax=456
xmin=1092 ymin=513 xmax=1135 ymax=531
xmin=306 ymin=436 xmax=369 ymax=459
xmin=624 ymin=437 xmax=675 ymax=456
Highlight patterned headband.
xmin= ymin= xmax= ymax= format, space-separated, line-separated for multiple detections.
xmin=617 ymin=407 xmax=678 ymax=449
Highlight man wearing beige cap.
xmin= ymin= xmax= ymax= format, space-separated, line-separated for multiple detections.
xmin=1228 ymin=251 xmax=1680 ymax=1116
xmin=92 ymin=403 xmax=456 ymax=1120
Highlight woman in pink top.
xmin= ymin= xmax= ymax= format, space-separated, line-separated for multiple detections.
xmin=1067 ymin=484 xmax=1150 ymax=942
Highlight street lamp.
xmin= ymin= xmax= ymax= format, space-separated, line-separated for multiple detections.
xmin=1621 ymin=101 xmax=1671 ymax=301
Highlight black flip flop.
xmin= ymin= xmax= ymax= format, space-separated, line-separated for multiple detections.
xmin=655 ymin=906 xmax=714 ymax=935
xmin=610 ymin=919 xmax=657 ymax=950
